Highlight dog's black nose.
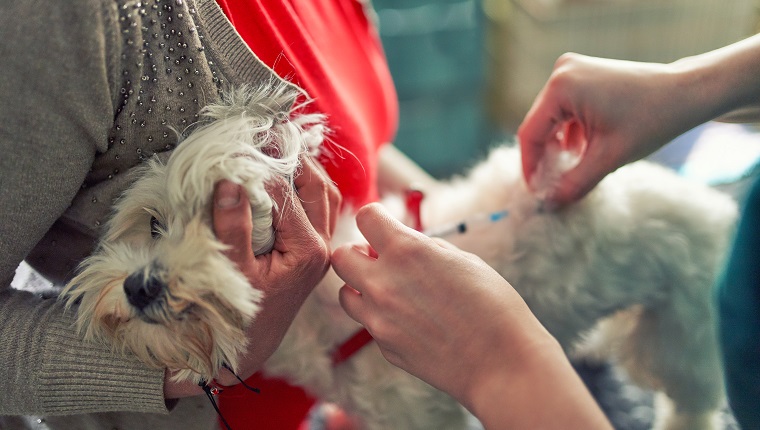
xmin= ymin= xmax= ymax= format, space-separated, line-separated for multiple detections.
xmin=124 ymin=272 xmax=165 ymax=310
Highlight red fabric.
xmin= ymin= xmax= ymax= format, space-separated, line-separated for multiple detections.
xmin=213 ymin=1 xmax=398 ymax=428
xmin=216 ymin=0 xmax=398 ymax=208
xmin=218 ymin=374 xmax=315 ymax=429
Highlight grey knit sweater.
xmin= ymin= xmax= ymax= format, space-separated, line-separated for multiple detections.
xmin=0 ymin=0 xmax=301 ymax=425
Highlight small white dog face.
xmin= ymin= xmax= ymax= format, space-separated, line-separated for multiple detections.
xmin=61 ymin=83 xmax=324 ymax=383
xmin=64 ymin=161 xmax=260 ymax=384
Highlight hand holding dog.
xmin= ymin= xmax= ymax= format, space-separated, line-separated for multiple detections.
xmin=517 ymin=54 xmax=696 ymax=208
xmin=519 ymin=35 xmax=760 ymax=208
xmin=165 ymin=158 xmax=339 ymax=396
xmin=332 ymin=203 xmax=611 ymax=429
xmin=215 ymin=158 xmax=339 ymax=384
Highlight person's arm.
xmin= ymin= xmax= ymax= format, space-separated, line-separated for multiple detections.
xmin=332 ymin=204 xmax=611 ymax=429
xmin=675 ymin=34 xmax=760 ymax=122
xmin=517 ymin=34 xmax=760 ymax=208
xmin=469 ymin=337 xmax=612 ymax=430
xmin=0 ymin=1 xmax=176 ymax=416
xmin=1 ymin=0 xmax=336 ymax=414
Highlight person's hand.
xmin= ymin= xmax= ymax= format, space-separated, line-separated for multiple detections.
xmin=215 ymin=158 xmax=340 ymax=383
xmin=517 ymin=53 xmax=700 ymax=208
xmin=332 ymin=204 xmax=612 ymax=429
xmin=165 ymin=158 xmax=339 ymax=397
xmin=332 ymin=203 xmax=553 ymax=409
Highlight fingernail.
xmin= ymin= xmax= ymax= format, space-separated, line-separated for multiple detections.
xmin=216 ymin=182 xmax=240 ymax=208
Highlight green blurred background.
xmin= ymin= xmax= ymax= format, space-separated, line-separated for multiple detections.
xmin=373 ymin=0 xmax=493 ymax=178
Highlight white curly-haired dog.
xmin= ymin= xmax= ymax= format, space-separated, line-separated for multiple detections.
xmin=61 ymin=81 xmax=737 ymax=430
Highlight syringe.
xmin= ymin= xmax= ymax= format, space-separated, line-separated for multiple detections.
xmin=424 ymin=209 xmax=510 ymax=238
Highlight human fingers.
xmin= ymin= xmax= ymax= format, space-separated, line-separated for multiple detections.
xmin=295 ymin=157 xmax=341 ymax=242
xmin=517 ymin=95 xmax=568 ymax=188
xmin=354 ymin=203 xmax=427 ymax=255
xmin=332 ymin=243 xmax=377 ymax=294
xmin=516 ymin=53 xmax=586 ymax=185
xmin=559 ymin=119 xmax=588 ymax=155
xmin=246 ymin=178 xmax=327 ymax=326
xmin=518 ymin=53 xmax=595 ymax=187
xmin=308 ymin=158 xmax=342 ymax=235
xmin=340 ymin=241 xmax=378 ymax=259
xmin=268 ymin=177 xmax=331 ymax=300
xmin=212 ymin=180 xmax=255 ymax=267
xmin=266 ymin=176 xmax=327 ymax=259
xmin=517 ymin=90 xmax=548 ymax=178
xmin=545 ymin=110 xmax=626 ymax=207
xmin=333 ymin=244 xmax=377 ymax=324
xmin=338 ymin=284 xmax=365 ymax=326
xmin=544 ymin=144 xmax=612 ymax=208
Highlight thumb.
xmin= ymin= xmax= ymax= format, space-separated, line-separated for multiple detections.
xmin=545 ymin=152 xmax=609 ymax=208
xmin=213 ymin=180 xmax=255 ymax=264
xmin=266 ymin=177 xmax=322 ymax=253
xmin=517 ymin=95 xmax=567 ymax=188
xmin=355 ymin=203 xmax=426 ymax=255
xmin=518 ymin=135 xmax=546 ymax=190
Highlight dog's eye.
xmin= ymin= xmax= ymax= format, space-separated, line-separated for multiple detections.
xmin=150 ymin=216 xmax=163 ymax=239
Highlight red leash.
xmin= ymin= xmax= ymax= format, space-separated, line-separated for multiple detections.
xmin=331 ymin=188 xmax=426 ymax=367
xmin=405 ymin=188 xmax=425 ymax=232
xmin=331 ymin=328 xmax=375 ymax=366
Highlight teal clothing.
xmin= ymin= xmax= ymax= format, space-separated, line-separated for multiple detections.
xmin=717 ymin=177 xmax=760 ymax=429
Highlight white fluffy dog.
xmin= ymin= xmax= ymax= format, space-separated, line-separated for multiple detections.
xmin=62 ymin=82 xmax=738 ymax=430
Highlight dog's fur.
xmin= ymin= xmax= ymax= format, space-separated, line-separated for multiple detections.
xmin=62 ymin=83 xmax=738 ymax=430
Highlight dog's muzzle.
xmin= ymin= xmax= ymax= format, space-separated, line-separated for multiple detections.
xmin=124 ymin=271 xmax=166 ymax=312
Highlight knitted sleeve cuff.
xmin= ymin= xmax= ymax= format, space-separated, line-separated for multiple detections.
xmin=0 ymin=289 xmax=169 ymax=415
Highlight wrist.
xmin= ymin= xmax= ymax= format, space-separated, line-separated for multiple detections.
xmin=670 ymin=35 xmax=760 ymax=123
xmin=464 ymin=332 xmax=612 ymax=430
xmin=163 ymin=368 xmax=203 ymax=399
xmin=456 ymin=309 xmax=555 ymax=413
xmin=463 ymin=333 xmax=562 ymax=425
